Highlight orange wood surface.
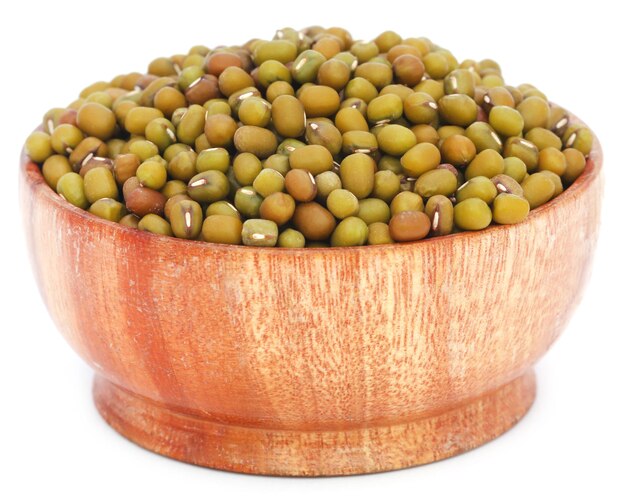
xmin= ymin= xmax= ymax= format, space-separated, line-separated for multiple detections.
xmin=19 ymin=126 xmax=602 ymax=476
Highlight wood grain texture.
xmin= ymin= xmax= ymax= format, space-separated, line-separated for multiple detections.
xmin=19 ymin=122 xmax=602 ymax=476
xmin=93 ymin=370 xmax=536 ymax=475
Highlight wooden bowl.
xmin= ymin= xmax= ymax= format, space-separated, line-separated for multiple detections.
xmin=19 ymin=122 xmax=602 ymax=476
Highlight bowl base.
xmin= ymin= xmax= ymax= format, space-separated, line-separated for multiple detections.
xmin=93 ymin=371 xmax=535 ymax=476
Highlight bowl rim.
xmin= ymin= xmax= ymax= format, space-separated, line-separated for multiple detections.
xmin=20 ymin=112 xmax=602 ymax=256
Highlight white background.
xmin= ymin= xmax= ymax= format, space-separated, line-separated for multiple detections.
xmin=2 ymin=1 xmax=625 ymax=502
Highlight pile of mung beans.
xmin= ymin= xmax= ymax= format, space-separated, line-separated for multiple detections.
xmin=25 ymin=27 xmax=592 ymax=247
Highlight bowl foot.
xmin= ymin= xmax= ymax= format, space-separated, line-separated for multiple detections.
xmin=93 ymin=371 xmax=535 ymax=476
